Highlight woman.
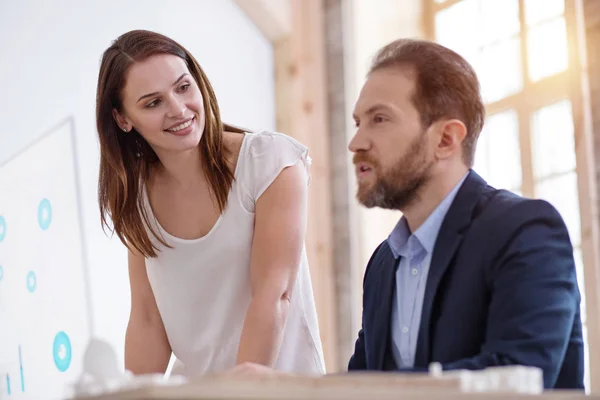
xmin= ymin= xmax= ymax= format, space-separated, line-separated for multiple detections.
xmin=95 ymin=29 xmax=325 ymax=377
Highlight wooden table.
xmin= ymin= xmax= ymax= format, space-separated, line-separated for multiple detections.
xmin=71 ymin=369 xmax=595 ymax=400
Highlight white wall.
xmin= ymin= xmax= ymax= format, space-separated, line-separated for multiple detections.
xmin=0 ymin=0 xmax=274 ymax=381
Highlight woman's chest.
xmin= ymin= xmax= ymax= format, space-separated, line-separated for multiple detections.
xmin=151 ymin=186 xmax=221 ymax=240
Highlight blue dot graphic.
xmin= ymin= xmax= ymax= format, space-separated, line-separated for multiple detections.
xmin=37 ymin=199 xmax=52 ymax=230
xmin=26 ymin=271 xmax=36 ymax=293
xmin=0 ymin=265 xmax=3 ymax=281
xmin=0 ymin=215 xmax=5 ymax=242
xmin=53 ymin=332 xmax=72 ymax=372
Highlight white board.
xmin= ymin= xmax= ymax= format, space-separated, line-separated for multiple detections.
xmin=0 ymin=119 xmax=92 ymax=399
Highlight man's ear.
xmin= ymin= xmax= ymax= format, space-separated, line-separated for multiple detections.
xmin=432 ymin=119 xmax=467 ymax=160
xmin=112 ymin=109 xmax=132 ymax=132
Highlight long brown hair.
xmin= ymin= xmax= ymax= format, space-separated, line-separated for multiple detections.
xmin=96 ymin=29 xmax=243 ymax=258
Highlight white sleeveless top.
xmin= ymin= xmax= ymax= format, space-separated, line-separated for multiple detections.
xmin=142 ymin=131 xmax=326 ymax=377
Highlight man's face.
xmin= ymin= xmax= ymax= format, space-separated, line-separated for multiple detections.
xmin=349 ymin=66 xmax=435 ymax=210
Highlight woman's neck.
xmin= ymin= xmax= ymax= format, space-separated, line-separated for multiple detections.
xmin=155 ymin=146 xmax=205 ymax=190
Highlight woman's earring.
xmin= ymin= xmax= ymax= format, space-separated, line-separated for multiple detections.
xmin=135 ymin=139 xmax=142 ymax=159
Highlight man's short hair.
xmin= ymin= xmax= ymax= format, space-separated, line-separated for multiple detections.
xmin=370 ymin=39 xmax=486 ymax=167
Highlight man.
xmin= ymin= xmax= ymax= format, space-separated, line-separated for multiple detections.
xmin=230 ymin=38 xmax=584 ymax=390
xmin=347 ymin=38 xmax=583 ymax=389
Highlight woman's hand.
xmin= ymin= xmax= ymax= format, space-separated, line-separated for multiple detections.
xmin=227 ymin=362 xmax=286 ymax=377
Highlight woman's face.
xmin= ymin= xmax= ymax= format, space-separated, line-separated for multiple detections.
xmin=114 ymin=54 xmax=206 ymax=156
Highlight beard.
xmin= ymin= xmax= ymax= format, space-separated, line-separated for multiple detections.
xmin=354 ymin=133 xmax=433 ymax=210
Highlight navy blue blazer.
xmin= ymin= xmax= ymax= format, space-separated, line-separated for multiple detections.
xmin=348 ymin=170 xmax=584 ymax=389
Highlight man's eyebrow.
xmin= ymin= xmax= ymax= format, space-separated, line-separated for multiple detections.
xmin=353 ymin=103 xmax=393 ymax=119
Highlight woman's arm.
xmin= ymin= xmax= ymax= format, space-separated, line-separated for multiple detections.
xmin=235 ymin=161 xmax=308 ymax=366
xmin=125 ymin=250 xmax=172 ymax=374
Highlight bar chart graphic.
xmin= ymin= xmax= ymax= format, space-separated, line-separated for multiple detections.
xmin=19 ymin=345 xmax=24 ymax=392
xmin=0 ymin=119 xmax=91 ymax=399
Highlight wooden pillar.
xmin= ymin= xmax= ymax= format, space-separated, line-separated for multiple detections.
xmin=275 ymin=0 xmax=339 ymax=372
xmin=576 ymin=0 xmax=600 ymax=392
xmin=323 ymin=0 xmax=358 ymax=369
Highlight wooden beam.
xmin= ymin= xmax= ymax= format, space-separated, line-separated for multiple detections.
xmin=233 ymin=0 xmax=291 ymax=43
xmin=275 ymin=0 xmax=338 ymax=372
xmin=422 ymin=0 xmax=436 ymax=39
xmin=516 ymin=0 xmax=535 ymax=199
xmin=323 ymin=0 xmax=359 ymax=369
xmin=274 ymin=37 xmax=292 ymax=136
xmin=569 ymin=0 xmax=600 ymax=392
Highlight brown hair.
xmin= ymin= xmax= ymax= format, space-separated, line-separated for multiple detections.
xmin=369 ymin=39 xmax=485 ymax=167
xmin=96 ymin=29 xmax=243 ymax=258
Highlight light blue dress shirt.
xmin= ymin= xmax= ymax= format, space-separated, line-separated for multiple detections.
xmin=387 ymin=173 xmax=468 ymax=368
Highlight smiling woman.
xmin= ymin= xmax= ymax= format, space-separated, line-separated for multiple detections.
xmin=96 ymin=31 xmax=237 ymax=252
xmin=95 ymin=29 xmax=325 ymax=379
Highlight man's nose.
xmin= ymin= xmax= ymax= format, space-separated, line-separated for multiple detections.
xmin=348 ymin=129 xmax=370 ymax=153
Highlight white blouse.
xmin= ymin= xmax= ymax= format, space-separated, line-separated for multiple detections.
xmin=142 ymin=131 xmax=326 ymax=377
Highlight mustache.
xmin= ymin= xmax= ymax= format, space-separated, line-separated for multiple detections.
xmin=353 ymin=152 xmax=379 ymax=167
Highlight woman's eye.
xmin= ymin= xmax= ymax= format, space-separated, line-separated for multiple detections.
xmin=178 ymin=83 xmax=190 ymax=92
xmin=146 ymin=99 xmax=161 ymax=108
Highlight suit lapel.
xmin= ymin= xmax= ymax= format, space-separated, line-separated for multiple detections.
xmin=370 ymin=243 xmax=398 ymax=370
xmin=414 ymin=170 xmax=488 ymax=367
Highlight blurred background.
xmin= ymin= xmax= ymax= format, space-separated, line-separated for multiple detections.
xmin=1 ymin=0 xmax=599 ymax=397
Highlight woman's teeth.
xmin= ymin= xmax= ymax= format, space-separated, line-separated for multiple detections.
xmin=167 ymin=119 xmax=193 ymax=132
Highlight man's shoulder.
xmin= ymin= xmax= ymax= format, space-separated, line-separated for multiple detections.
xmin=470 ymin=186 xmax=566 ymax=240
xmin=478 ymin=187 xmax=562 ymax=223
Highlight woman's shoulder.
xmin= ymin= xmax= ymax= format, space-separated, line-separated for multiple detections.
xmin=242 ymin=130 xmax=309 ymax=158
xmin=222 ymin=129 xmax=306 ymax=169
xmin=237 ymin=129 xmax=311 ymax=203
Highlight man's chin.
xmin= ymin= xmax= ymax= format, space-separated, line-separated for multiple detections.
xmin=356 ymin=188 xmax=381 ymax=209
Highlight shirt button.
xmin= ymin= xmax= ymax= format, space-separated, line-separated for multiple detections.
xmin=411 ymin=268 xmax=418 ymax=276
xmin=402 ymin=326 xmax=409 ymax=334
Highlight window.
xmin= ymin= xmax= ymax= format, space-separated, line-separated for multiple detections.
xmin=429 ymin=0 xmax=592 ymax=389
xmin=473 ymin=110 xmax=522 ymax=192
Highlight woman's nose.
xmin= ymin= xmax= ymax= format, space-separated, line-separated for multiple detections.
xmin=167 ymin=98 xmax=186 ymax=118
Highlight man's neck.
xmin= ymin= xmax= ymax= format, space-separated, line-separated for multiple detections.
xmin=401 ymin=164 xmax=469 ymax=233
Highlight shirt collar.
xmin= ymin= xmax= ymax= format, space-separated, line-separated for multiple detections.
xmin=388 ymin=172 xmax=469 ymax=258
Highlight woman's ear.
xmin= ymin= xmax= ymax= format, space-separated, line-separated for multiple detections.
xmin=112 ymin=108 xmax=131 ymax=132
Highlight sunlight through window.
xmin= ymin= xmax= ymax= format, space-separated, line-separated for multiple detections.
xmin=474 ymin=110 xmax=522 ymax=191
xmin=525 ymin=0 xmax=565 ymax=26
xmin=527 ymin=17 xmax=569 ymax=82
xmin=479 ymin=38 xmax=523 ymax=103
xmin=531 ymin=99 xmax=576 ymax=179
xmin=434 ymin=0 xmax=480 ymax=63
xmin=481 ymin=0 xmax=520 ymax=45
